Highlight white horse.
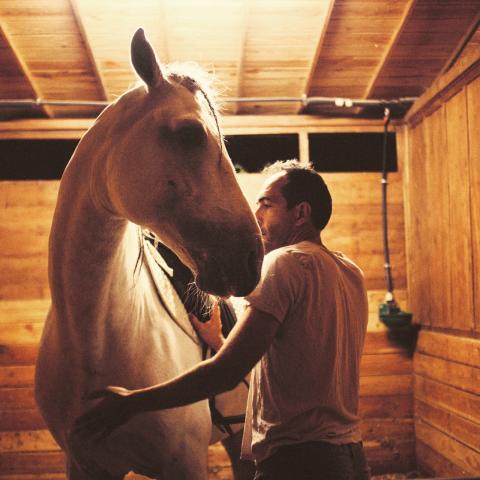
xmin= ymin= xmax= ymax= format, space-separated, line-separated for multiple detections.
xmin=35 ymin=28 xmax=263 ymax=480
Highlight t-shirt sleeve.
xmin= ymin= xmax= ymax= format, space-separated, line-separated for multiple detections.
xmin=245 ymin=249 xmax=301 ymax=324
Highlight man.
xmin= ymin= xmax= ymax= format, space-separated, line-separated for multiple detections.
xmin=75 ymin=160 xmax=370 ymax=480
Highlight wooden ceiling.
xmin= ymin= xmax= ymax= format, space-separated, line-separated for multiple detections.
xmin=0 ymin=0 xmax=479 ymax=121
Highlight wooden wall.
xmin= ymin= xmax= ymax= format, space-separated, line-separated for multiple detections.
xmin=404 ymin=49 xmax=480 ymax=475
xmin=0 ymin=166 xmax=413 ymax=475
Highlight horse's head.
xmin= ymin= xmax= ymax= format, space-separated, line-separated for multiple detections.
xmin=101 ymin=28 xmax=263 ymax=297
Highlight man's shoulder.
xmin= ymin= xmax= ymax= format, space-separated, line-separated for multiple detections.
xmin=264 ymin=244 xmax=306 ymax=268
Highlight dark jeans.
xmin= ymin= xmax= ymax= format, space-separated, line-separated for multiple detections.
xmin=253 ymin=441 xmax=371 ymax=480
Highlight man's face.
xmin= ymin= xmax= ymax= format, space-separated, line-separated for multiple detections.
xmin=254 ymin=173 xmax=296 ymax=254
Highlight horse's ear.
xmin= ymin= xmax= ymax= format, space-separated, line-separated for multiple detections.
xmin=131 ymin=28 xmax=165 ymax=90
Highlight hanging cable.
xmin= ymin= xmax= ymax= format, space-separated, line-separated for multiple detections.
xmin=378 ymin=108 xmax=413 ymax=342
xmin=382 ymin=108 xmax=394 ymax=300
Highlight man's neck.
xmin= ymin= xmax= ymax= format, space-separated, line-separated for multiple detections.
xmin=288 ymin=226 xmax=321 ymax=247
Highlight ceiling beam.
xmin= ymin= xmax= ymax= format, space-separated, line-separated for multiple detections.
xmin=439 ymin=12 xmax=480 ymax=76
xmin=159 ymin=0 xmax=172 ymax=63
xmin=0 ymin=24 xmax=54 ymax=118
xmin=232 ymin=0 xmax=251 ymax=115
xmin=0 ymin=116 xmax=400 ymax=139
xmin=68 ymin=0 xmax=108 ymax=101
xmin=362 ymin=0 xmax=417 ymax=100
xmin=298 ymin=0 xmax=336 ymax=113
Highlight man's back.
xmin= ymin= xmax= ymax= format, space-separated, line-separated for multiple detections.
xmin=243 ymin=241 xmax=368 ymax=463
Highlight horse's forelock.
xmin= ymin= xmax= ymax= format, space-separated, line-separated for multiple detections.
xmin=165 ymin=62 xmax=222 ymax=111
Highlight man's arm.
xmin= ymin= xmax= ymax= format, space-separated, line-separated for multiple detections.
xmin=140 ymin=305 xmax=278 ymax=408
xmin=74 ymin=306 xmax=279 ymax=440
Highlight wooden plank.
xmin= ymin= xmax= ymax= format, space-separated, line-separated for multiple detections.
xmin=0 ymin=24 xmax=51 ymax=118
xmin=0 ymin=330 xmax=408 ymax=365
xmin=360 ymin=374 xmax=412 ymax=397
xmin=445 ymin=88 xmax=475 ymax=331
xmin=0 ymin=345 xmax=38 ymax=366
xmin=0 ymin=409 xmax=46 ymax=432
xmin=424 ymin=106 xmax=452 ymax=329
xmin=361 ymin=418 xmax=413 ymax=442
xmin=0 ymin=323 xmax=44 ymax=345
xmin=415 ymin=419 xmax=480 ymax=475
xmin=440 ymin=13 xmax=480 ymax=76
xmin=0 ymin=475 xmax=66 ymax=480
xmin=0 ymin=430 xmax=59 ymax=453
xmin=0 ymin=420 xmax=413 ymax=452
xmin=0 ymin=388 xmax=37 ymax=410
xmin=300 ymin=0 xmax=335 ymax=104
xmin=404 ymin=123 xmax=432 ymax=326
xmin=417 ymin=330 xmax=480 ymax=368
xmin=467 ymin=75 xmax=480 ymax=333
xmin=0 ymin=117 xmax=396 ymax=139
xmin=0 ymin=261 xmax=50 ymax=301
xmin=416 ymin=440 xmax=468 ymax=477
xmin=0 ymin=395 xmax=413 ymax=433
xmin=363 ymin=438 xmax=415 ymax=475
xmin=406 ymin=49 xmax=480 ymax=127
xmin=362 ymin=0 xmax=417 ymax=99
xmin=2 ymin=388 xmax=413 ymax=420
xmin=0 ymin=180 xmax=59 ymax=207
xmin=363 ymin=331 xmax=410 ymax=355
xmin=0 ymin=420 xmax=412 ymax=454
xmin=360 ymin=353 xmax=412 ymax=377
xmin=0 ymin=451 xmax=65 ymax=475
xmin=414 ymin=353 xmax=480 ymax=396
xmin=415 ymin=399 xmax=480 ymax=455
xmin=359 ymin=395 xmax=413 ymax=420
xmin=0 ymin=365 xmax=35 ymax=387
xmin=0 ymin=300 xmax=50 ymax=325
xmin=415 ymin=375 xmax=480 ymax=425
xmin=68 ymin=0 xmax=108 ymax=101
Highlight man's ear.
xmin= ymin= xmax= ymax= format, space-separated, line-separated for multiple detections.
xmin=294 ymin=201 xmax=311 ymax=226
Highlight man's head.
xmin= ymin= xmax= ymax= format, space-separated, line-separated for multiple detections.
xmin=255 ymin=160 xmax=332 ymax=253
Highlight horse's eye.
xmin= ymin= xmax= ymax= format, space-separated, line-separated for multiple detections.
xmin=173 ymin=122 xmax=206 ymax=148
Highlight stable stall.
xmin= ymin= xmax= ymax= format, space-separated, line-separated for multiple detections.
xmin=0 ymin=1 xmax=479 ymax=478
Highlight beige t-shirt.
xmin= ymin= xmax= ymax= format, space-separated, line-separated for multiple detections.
xmin=241 ymin=241 xmax=368 ymax=463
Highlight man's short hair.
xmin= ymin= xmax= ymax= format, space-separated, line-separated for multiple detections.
xmin=264 ymin=159 xmax=332 ymax=230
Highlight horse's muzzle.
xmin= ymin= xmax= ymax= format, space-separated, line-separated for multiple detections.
xmin=196 ymin=235 xmax=263 ymax=298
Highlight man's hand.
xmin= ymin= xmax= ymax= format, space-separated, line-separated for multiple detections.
xmin=190 ymin=302 xmax=225 ymax=352
xmin=72 ymin=386 xmax=137 ymax=441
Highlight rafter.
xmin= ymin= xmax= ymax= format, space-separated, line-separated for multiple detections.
xmin=233 ymin=0 xmax=251 ymax=115
xmin=362 ymin=0 xmax=417 ymax=100
xmin=69 ymin=0 xmax=109 ymax=101
xmin=298 ymin=0 xmax=336 ymax=114
xmin=159 ymin=0 xmax=170 ymax=64
xmin=440 ymin=12 xmax=480 ymax=75
xmin=0 ymin=24 xmax=53 ymax=118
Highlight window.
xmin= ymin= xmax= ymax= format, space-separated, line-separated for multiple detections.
xmin=309 ymin=133 xmax=397 ymax=172
xmin=0 ymin=140 xmax=78 ymax=180
xmin=225 ymin=134 xmax=299 ymax=173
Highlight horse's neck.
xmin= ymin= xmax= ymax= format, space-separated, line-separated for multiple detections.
xmin=49 ymin=139 xmax=139 ymax=316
